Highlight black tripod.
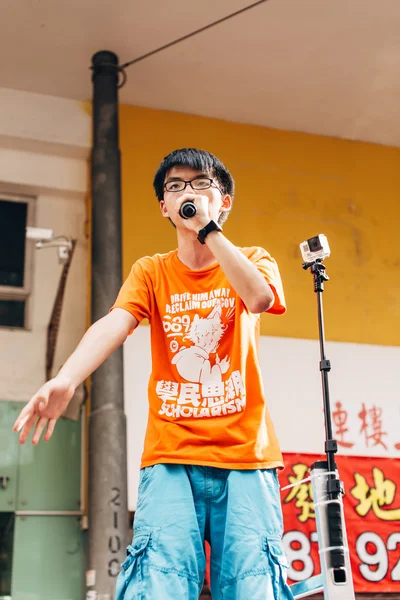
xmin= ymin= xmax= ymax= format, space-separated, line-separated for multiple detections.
xmin=290 ymin=259 xmax=355 ymax=600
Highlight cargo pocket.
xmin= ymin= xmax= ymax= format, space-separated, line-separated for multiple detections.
xmin=263 ymin=536 xmax=294 ymax=600
xmin=115 ymin=531 xmax=152 ymax=600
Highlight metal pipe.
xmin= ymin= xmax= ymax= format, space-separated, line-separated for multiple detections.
xmin=88 ymin=50 xmax=129 ymax=598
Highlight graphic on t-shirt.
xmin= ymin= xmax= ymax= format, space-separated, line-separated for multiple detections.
xmin=156 ymin=288 xmax=246 ymax=420
xmin=171 ymin=306 xmax=230 ymax=384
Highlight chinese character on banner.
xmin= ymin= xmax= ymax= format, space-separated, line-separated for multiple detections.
xmin=332 ymin=401 xmax=355 ymax=448
xmin=358 ymin=403 xmax=388 ymax=450
xmin=283 ymin=463 xmax=314 ymax=523
xmin=350 ymin=467 xmax=400 ymax=521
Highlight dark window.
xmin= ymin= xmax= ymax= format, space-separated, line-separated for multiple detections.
xmin=0 ymin=299 xmax=25 ymax=328
xmin=0 ymin=200 xmax=27 ymax=288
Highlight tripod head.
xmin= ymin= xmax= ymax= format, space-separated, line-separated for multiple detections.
xmin=303 ymin=259 xmax=329 ymax=292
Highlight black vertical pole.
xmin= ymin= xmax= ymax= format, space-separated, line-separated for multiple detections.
xmin=89 ymin=50 xmax=128 ymax=598
xmin=309 ymin=260 xmax=346 ymax=577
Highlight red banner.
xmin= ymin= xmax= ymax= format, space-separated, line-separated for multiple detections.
xmin=281 ymin=453 xmax=400 ymax=593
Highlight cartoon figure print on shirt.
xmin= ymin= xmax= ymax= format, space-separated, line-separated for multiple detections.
xmin=171 ymin=307 xmax=230 ymax=384
xmin=157 ymin=287 xmax=247 ymax=420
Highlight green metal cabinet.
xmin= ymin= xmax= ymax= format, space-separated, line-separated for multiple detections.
xmin=0 ymin=401 xmax=85 ymax=600
xmin=17 ymin=411 xmax=81 ymax=511
xmin=11 ymin=516 xmax=84 ymax=600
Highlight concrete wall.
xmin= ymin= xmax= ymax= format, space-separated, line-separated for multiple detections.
xmin=0 ymin=87 xmax=91 ymax=600
xmin=0 ymin=88 xmax=90 ymax=401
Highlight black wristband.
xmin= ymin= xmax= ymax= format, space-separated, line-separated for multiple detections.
xmin=197 ymin=220 xmax=222 ymax=245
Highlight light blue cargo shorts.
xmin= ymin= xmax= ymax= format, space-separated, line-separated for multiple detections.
xmin=116 ymin=464 xmax=294 ymax=599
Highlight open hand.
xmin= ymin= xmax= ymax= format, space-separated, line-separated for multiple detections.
xmin=13 ymin=374 xmax=76 ymax=444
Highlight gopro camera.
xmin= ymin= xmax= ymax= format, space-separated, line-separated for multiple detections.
xmin=300 ymin=234 xmax=331 ymax=263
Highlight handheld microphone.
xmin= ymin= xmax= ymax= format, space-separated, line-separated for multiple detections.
xmin=179 ymin=201 xmax=197 ymax=219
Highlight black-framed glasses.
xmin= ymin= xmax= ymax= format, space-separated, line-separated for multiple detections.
xmin=164 ymin=177 xmax=221 ymax=193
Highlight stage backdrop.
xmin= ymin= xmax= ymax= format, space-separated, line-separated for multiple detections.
xmin=281 ymin=453 xmax=400 ymax=593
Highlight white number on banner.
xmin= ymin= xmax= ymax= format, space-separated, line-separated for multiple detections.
xmin=387 ymin=533 xmax=400 ymax=581
xmin=284 ymin=530 xmax=400 ymax=585
xmin=283 ymin=531 xmax=315 ymax=581
xmin=356 ymin=532 xmax=388 ymax=582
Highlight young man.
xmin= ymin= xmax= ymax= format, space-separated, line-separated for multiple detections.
xmin=14 ymin=148 xmax=293 ymax=600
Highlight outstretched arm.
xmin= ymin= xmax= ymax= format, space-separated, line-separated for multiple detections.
xmin=13 ymin=308 xmax=138 ymax=444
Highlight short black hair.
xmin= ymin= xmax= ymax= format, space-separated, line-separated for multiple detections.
xmin=153 ymin=148 xmax=235 ymax=225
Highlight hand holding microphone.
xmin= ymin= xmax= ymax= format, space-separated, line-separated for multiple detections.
xmin=176 ymin=193 xmax=222 ymax=242
xmin=179 ymin=199 xmax=197 ymax=219
xmin=176 ymin=194 xmax=211 ymax=232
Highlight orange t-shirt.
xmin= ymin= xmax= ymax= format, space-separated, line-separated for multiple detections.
xmin=112 ymin=246 xmax=286 ymax=470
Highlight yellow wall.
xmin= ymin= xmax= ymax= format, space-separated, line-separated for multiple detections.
xmin=119 ymin=105 xmax=400 ymax=346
